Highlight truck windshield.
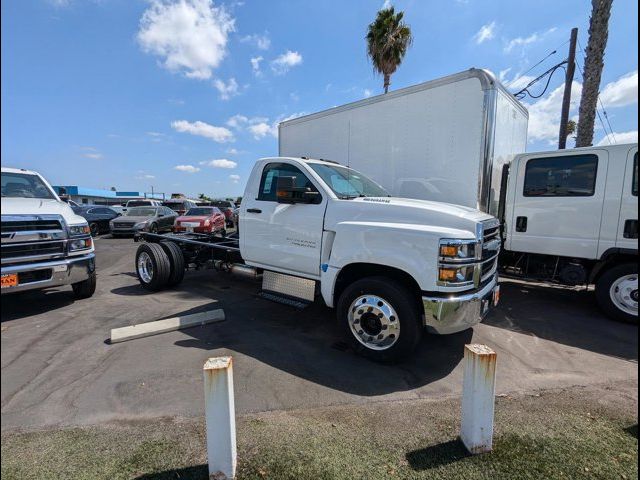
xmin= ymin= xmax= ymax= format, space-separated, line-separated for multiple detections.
xmin=309 ymin=163 xmax=390 ymax=199
xmin=1 ymin=172 xmax=56 ymax=200
xmin=126 ymin=207 xmax=157 ymax=217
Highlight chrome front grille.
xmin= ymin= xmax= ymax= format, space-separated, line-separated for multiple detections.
xmin=1 ymin=240 xmax=65 ymax=260
xmin=1 ymin=220 xmax=62 ymax=233
xmin=1 ymin=215 xmax=68 ymax=264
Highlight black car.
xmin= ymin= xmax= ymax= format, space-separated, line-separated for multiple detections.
xmin=72 ymin=205 xmax=120 ymax=236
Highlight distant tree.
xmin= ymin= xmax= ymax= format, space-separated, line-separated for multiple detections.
xmin=198 ymin=193 xmax=212 ymax=202
xmin=366 ymin=6 xmax=413 ymax=94
xmin=576 ymin=0 xmax=613 ymax=147
xmin=567 ymin=119 xmax=577 ymax=137
xmin=110 ymin=187 xmax=116 ymax=191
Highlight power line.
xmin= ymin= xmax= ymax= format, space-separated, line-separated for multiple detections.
xmin=513 ymin=62 xmax=567 ymax=100
xmin=505 ymin=39 xmax=570 ymax=88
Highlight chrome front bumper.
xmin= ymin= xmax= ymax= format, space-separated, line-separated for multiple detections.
xmin=422 ymin=275 xmax=499 ymax=334
xmin=1 ymin=253 xmax=96 ymax=294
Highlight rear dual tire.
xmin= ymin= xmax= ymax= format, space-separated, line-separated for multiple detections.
xmin=135 ymin=242 xmax=185 ymax=291
xmin=337 ymin=277 xmax=423 ymax=363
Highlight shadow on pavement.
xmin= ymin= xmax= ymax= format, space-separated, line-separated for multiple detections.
xmin=1 ymin=290 xmax=75 ymax=322
xmin=405 ymin=439 xmax=469 ymax=470
xmin=135 ymin=465 xmax=207 ymax=480
xmin=167 ymin=281 xmax=471 ymax=396
xmin=485 ymin=279 xmax=638 ymax=361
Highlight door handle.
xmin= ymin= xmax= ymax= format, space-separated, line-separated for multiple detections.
xmin=247 ymin=208 xmax=262 ymax=214
xmin=624 ymin=219 xmax=638 ymax=239
xmin=516 ymin=216 xmax=528 ymax=232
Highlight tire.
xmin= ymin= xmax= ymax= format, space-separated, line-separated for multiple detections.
xmin=336 ymin=276 xmax=423 ymax=362
xmin=595 ymin=263 xmax=638 ymax=324
xmin=135 ymin=243 xmax=171 ymax=291
xmin=89 ymin=222 xmax=100 ymax=237
xmin=72 ymin=271 xmax=97 ymax=299
xmin=160 ymin=241 xmax=185 ymax=287
xmin=149 ymin=223 xmax=158 ymax=234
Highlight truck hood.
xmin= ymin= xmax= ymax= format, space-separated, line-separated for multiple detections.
xmin=0 ymin=197 xmax=87 ymax=225
xmin=324 ymin=196 xmax=494 ymax=238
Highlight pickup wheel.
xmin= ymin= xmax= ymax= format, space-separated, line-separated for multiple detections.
xmin=135 ymin=243 xmax=171 ymax=291
xmin=89 ymin=222 xmax=100 ymax=237
xmin=72 ymin=272 xmax=97 ymax=299
xmin=160 ymin=241 xmax=185 ymax=287
xmin=337 ymin=277 xmax=422 ymax=363
xmin=595 ymin=263 xmax=638 ymax=324
xmin=149 ymin=223 xmax=159 ymax=234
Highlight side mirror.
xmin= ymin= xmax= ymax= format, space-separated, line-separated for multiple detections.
xmin=276 ymin=176 xmax=320 ymax=204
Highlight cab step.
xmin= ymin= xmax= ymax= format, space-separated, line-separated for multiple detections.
xmin=258 ymin=291 xmax=310 ymax=309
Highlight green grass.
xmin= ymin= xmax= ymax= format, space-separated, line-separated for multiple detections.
xmin=2 ymin=387 xmax=637 ymax=480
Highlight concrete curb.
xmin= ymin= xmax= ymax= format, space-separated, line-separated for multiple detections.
xmin=110 ymin=309 xmax=225 ymax=343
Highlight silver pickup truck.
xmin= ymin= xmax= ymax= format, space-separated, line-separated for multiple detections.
xmin=1 ymin=167 xmax=96 ymax=298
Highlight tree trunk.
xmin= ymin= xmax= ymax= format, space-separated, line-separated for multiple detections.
xmin=384 ymin=73 xmax=391 ymax=93
xmin=576 ymin=0 xmax=613 ymax=147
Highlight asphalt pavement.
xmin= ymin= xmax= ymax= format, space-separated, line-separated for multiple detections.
xmin=1 ymin=236 xmax=637 ymax=431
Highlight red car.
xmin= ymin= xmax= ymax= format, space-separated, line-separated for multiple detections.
xmin=173 ymin=207 xmax=226 ymax=234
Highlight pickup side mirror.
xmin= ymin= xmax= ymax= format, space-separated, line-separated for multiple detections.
xmin=276 ymin=176 xmax=321 ymax=204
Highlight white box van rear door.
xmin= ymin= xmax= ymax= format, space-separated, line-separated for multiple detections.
xmin=507 ymin=149 xmax=608 ymax=259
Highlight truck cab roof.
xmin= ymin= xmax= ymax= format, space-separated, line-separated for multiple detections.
xmin=1 ymin=166 xmax=40 ymax=175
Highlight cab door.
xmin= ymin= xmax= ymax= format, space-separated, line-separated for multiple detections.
xmin=507 ymin=150 xmax=608 ymax=259
xmin=241 ymin=161 xmax=326 ymax=278
xmin=617 ymin=148 xmax=639 ymax=248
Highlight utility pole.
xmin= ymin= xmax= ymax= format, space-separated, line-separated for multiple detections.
xmin=558 ymin=27 xmax=578 ymax=149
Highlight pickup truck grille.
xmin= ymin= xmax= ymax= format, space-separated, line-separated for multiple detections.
xmin=1 ymin=220 xmax=63 ymax=233
xmin=1 ymin=240 xmax=65 ymax=260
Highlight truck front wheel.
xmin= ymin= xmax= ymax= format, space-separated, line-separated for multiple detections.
xmin=72 ymin=272 xmax=97 ymax=299
xmin=595 ymin=263 xmax=638 ymax=324
xmin=337 ymin=277 xmax=423 ymax=362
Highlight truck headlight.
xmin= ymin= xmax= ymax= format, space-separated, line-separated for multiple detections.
xmin=439 ymin=240 xmax=477 ymax=261
xmin=69 ymin=237 xmax=92 ymax=251
xmin=69 ymin=224 xmax=91 ymax=236
xmin=438 ymin=265 xmax=475 ymax=283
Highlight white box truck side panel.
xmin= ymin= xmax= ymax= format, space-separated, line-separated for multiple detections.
xmin=280 ymin=74 xmax=487 ymax=210
xmin=487 ymin=90 xmax=529 ymax=216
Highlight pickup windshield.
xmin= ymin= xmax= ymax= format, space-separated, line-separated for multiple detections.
xmin=126 ymin=207 xmax=157 ymax=217
xmin=1 ymin=172 xmax=56 ymax=199
xmin=309 ymin=163 xmax=390 ymax=199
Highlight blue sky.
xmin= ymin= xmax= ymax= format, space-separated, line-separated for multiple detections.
xmin=2 ymin=0 xmax=637 ymax=198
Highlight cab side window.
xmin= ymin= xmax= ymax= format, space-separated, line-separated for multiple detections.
xmin=523 ymin=154 xmax=598 ymax=197
xmin=258 ymin=163 xmax=320 ymax=202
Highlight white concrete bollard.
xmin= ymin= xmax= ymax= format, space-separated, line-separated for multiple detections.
xmin=460 ymin=344 xmax=497 ymax=454
xmin=203 ymin=356 xmax=237 ymax=480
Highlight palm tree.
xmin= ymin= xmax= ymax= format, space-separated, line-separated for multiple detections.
xmin=366 ymin=7 xmax=413 ymax=94
xmin=576 ymin=0 xmax=613 ymax=147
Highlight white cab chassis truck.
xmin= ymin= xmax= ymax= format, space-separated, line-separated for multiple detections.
xmin=133 ymin=157 xmax=501 ymax=362
xmin=1 ymin=167 xmax=97 ymax=298
xmin=279 ymin=69 xmax=638 ymax=324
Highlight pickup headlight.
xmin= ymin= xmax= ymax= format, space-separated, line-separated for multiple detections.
xmin=69 ymin=224 xmax=91 ymax=236
xmin=69 ymin=237 xmax=92 ymax=251
xmin=438 ymin=239 xmax=477 ymax=261
xmin=438 ymin=264 xmax=475 ymax=283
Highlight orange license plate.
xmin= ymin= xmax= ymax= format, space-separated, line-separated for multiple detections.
xmin=1 ymin=273 xmax=18 ymax=288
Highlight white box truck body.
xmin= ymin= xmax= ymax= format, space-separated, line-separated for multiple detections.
xmin=279 ymin=68 xmax=528 ymax=217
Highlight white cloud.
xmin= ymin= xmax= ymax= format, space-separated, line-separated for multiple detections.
xmin=498 ymin=68 xmax=511 ymax=83
xmin=248 ymin=122 xmax=275 ymax=139
xmin=597 ymin=130 xmax=638 ymax=146
xmin=137 ymin=0 xmax=235 ymax=80
xmin=382 ymin=0 xmax=392 ymax=8
xmin=473 ymin=21 xmax=496 ymax=45
xmin=600 ymin=70 xmax=638 ymax=108
xmin=174 ymin=164 xmax=200 ymax=173
xmin=226 ymin=148 xmax=240 ymax=155
xmin=82 ymin=153 xmax=103 ymax=160
xmin=200 ymin=158 xmax=238 ymax=168
xmin=524 ymin=81 xmax=582 ymax=144
xmin=240 ymin=33 xmax=270 ymax=50
xmin=213 ymin=77 xmax=240 ymax=100
xmin=504 ymin=27 xmax=557 ymax=53
xmin=146 ymin=131 xmax=165 ymax=137
xmin=229 ymin=174 xmax=241 ymax=183
xmin=250 ymin=56 xmax=263 ymax=76
xmin=226 ymin=114 xmax=249 ymax=129
xmin=171 ymin=120 xmax=234 ymax=142
xmin=271 ymin=50 xmax=303 ymax=75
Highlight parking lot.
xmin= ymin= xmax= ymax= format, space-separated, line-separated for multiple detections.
xmin=1 ymin=235 xmax=638 ymax=432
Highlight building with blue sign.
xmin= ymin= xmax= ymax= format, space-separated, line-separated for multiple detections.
xmin=52 ymin=185 xmax=165 ymax=206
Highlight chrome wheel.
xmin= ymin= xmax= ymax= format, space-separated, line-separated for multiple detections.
xmin=137 ymin=251 xmax=154 ymax=283
xmin=348 ymin=295 xmax=400 ymax=351
xmin=609 ymin=274 xmax=638 ymax=316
